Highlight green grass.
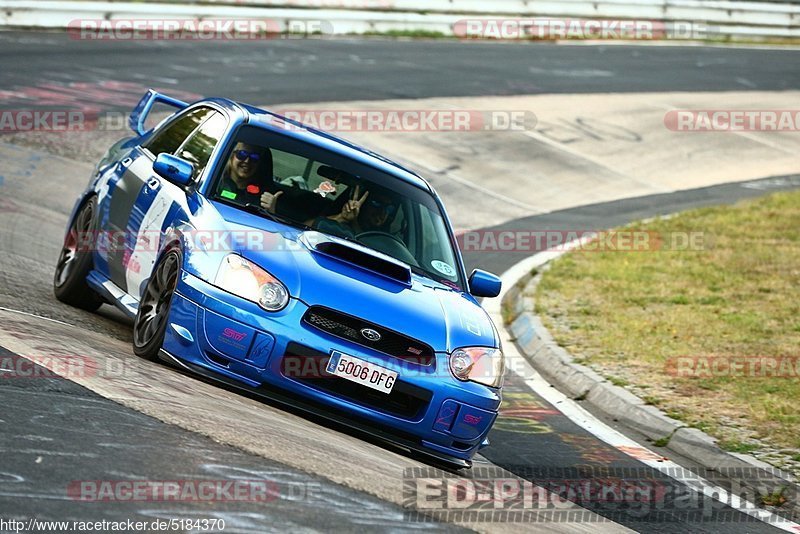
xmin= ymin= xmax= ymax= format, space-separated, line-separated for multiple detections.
xmin=500 ymin=300 xmax=516 ymax=326
xmin=608 ymin=376 xmax=629 ymax=387
xmin=535 ymin=190 xmax=800 ymax=451
xmin=719 ymin=440 xmax=760 ymax=454
xmin=760 ymin=488 xmax=788 ymax=507
xmin=652 ymin=436 xmax=671 ymax=447
xmin=643 ymin=395 xmax=662 ymax=406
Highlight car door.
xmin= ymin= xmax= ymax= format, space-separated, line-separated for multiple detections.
xmin=97 ymin=106 xmax=215 ymax=295
xmin=123 ymin=108 xmax=228 ymax=301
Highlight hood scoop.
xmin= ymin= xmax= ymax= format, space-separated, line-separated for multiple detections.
xmin=300 ymin=231 xmax=412 ymax=285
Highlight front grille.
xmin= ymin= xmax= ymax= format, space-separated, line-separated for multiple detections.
xmin=281 ymin=343 xmax=432 ymax=420
xmin=303 ymin=306 xmax=435 ymax=366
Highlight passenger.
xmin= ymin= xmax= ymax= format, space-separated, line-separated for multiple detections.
xmin=313 ymin=185 xmax=399 ymax=239
xmin=311 ymin=185 xmax=366 ymax=239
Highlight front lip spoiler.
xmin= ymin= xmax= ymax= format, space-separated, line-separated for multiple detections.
xmin=158 ymin=349 xmax=472 ymax=470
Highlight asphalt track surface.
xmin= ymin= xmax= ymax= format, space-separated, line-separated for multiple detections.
xmin=1 ymin=31 xmax=800 ymax=109
xmin=1 ymin=30 xmax=799 ymax=532
xmin=0 ymin=348 xmax=462 ymax=533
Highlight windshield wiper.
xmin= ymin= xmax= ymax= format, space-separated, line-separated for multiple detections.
xmin=410 ymin=265 xmax=460 ymax=289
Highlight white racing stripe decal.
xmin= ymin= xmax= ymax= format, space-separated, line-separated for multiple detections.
xmin=124 ymin=185 xmax=174 ymax=300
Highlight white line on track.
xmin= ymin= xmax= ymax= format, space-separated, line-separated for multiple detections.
xmin=527 ymin=367 xmax=799 ymax=530
xmin=518 ymin=128 xmax=673 ymax=195
xmin=0 ymin=306 xmax=73 ymax=327
xmin=439 ymin=167 xmax=546 ymax=213
xmin=489 ymin=241 xmax=800 ymax=532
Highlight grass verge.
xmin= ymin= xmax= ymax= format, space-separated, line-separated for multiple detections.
xmin=534 ymin=189 xmax=800 ymax=463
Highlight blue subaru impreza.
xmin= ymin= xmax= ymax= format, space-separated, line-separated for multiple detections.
xmin=54 ymin=90 xmax=504 ymax=467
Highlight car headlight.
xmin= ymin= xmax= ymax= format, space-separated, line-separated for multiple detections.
xmin=449 ymin=347 xmax=505 ymax=388
xmin=215 ymin=254 xmax=289 ymax=311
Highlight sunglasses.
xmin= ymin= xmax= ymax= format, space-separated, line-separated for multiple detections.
xmin=367 ymin=199 xmax=397 ymax=215
xmin=234 ymin=150 xmax=261 ymax=162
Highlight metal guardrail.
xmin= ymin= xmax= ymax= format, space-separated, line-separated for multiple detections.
xmin=141 ymin=0 xmax=800 ymax=26
xmin=0 ymin=0 xmax=798 ymax=40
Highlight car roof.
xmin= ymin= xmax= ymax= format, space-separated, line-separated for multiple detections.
xmin=219 ymin=100 xmax=433 ymax=193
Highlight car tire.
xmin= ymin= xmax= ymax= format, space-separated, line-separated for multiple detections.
xmin=133 ymin=246 xmax=182 ymax=361
xmin=53 ymin=197 xmax=104 ymax=312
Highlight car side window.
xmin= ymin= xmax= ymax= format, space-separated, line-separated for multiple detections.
xmin=145 ymin=107 xmax=215 ymax=158
xmin=272 ymin=148 xmax=313 ymax=190
xmin=176 ymin=112 xmax=227 ymax=179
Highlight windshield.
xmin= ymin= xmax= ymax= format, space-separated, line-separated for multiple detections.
xmin=209 ymin=125 xmax=464 ymax=289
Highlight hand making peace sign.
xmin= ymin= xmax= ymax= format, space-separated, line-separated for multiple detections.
xmin=337 ymin=185 xmax=370 ymax=224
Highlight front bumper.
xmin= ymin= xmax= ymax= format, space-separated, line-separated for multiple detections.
xmin=163 ymin=271 xmax=502 ymax=463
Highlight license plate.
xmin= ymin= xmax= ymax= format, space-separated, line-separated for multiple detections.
xmin=326 ymin=351 xmax=397 ymax=395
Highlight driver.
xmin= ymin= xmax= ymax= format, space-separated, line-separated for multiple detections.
xmin=217 ymin=142 xmax=283 ymax=214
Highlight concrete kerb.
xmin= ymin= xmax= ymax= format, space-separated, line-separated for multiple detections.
xmin=492 ymin=237 xmax=800 ymax=514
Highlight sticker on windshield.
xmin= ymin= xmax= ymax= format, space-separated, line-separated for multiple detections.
xmin=431 ymin=260 xmax=455 ymax=277
xmin=220 ymin=190 xmax=237 ymax=200
xmin=314 ymin=181 xmax=337 ymax=198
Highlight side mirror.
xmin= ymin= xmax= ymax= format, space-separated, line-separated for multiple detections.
xmin=153 ymin=153 xmax=194 ymax=186
xmin=468 ymin=269 xmax=502 ymax=298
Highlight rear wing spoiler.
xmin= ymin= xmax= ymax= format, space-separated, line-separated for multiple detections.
xmin=129 ymin=89 xmax=189 ymax=136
